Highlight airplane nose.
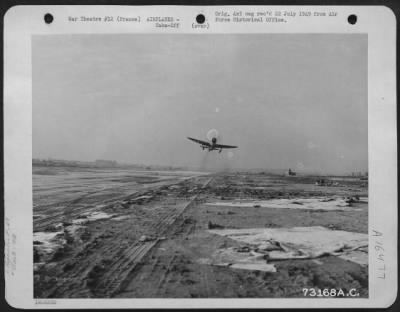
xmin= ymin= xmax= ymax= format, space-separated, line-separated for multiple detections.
xmin=212 ymin=137 xmax=217 ymax=143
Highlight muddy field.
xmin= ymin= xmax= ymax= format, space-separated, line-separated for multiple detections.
xmin=33 ymin=165 xmax=368 ymax=298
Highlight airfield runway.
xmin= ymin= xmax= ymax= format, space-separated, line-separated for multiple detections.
xmin=33 ymin=166 xmax=368 ymax=298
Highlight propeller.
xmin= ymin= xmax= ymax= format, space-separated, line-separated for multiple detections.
xmin=206 ymin=129 xmax=219 ymax=141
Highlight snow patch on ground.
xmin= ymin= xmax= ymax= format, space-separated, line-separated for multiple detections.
xmin=33 ymin=231 xmax=65 ymax=260
xmin=205 ymin=197 xmax=364 ymax=211
xmin=199 ymin=247 xmax=277 ymax=272
xmin=34 ymin=211 xmax=125 ymax=264
xmin=208 ymin=226 xmax=368 ymax=266
xmin=72 ymin=211 xmax=114 ymax=225
xmin=112 ymin=215 xmax=130 ymax=221
xmin=133 ymin=195 xmax=153 ymax=201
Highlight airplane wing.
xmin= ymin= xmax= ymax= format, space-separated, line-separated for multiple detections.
xmin=214 ymin=143 xmax=238 ymax=149
xmin=187 ymin=137 xmax=211 ymax=147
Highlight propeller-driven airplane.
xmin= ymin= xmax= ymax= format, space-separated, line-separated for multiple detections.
xmin=187 ymin=136 xmax=238 ymax=153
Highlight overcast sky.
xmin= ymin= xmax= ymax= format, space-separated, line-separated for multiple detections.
xmin=33 ymin=34 xmax=367 ymax=174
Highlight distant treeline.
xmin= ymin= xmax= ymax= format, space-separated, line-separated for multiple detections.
xmin=32 ymin=158 xmax=184 ymax=171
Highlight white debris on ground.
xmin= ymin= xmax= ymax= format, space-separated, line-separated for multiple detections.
xmin=33 ymin=231 xmax=65 ymax=254
xmin=33 ymin=231 xmax=66 ymax=265
xmin=72 ymin=211 xmax=114 ymax=225
xmin=138 ymin=235 xmax=158 ymax=242
xmin=34 ymin=224 xmax=90 ymax=263
xmin=205 ymin=197 xmax=365 ymax=211
xmin=359 ymin=197 xmax=368 ymax=203
xmin=65 ymin=224 xmax=87 ymax=238
xmin=111 ymin=215 xmax=130 ymax=221
xmin=132 ymin=195 xmax=153 ymax=201
xmin=199 ymin=247 xmax=277 ymax=272
xmin=337 ymin=250 xmax=368 ymax=265
xmin=207 ymin=226 xmax=368 ymax=268
xmin=34 ymin=211 xmax=128 ymax=266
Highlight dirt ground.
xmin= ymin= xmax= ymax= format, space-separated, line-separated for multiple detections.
xmin=33 ymin=166 xmax=368 ymax=298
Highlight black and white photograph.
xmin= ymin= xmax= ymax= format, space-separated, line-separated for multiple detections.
xmin=32 ymin=33 xmax=369 ymax=298
xmin=3 ymin=5 xmax=397 ymax=308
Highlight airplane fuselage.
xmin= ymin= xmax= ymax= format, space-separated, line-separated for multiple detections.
xmin=201 ymin=137 xmax=223 ymax=152
xmin=187 ymin=135 xmax=237 ymax=153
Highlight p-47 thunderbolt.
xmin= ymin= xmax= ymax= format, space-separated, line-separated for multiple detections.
xmin=187 ymin=136 xmax=238 ymax=153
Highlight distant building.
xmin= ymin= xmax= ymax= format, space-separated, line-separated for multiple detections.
xmin=286 ymin=168 xmax=296 ymax=176
xmin=95 ymin=160 xmax=117 ymax=167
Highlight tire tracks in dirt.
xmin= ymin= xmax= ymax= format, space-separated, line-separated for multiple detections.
xmin=111 ymin=176 xmax=215 ymax=298
xmin=34 ymin=176 xmax=196 ymax=232
xmin=38 ymin=174 xmax=214 ymax=298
